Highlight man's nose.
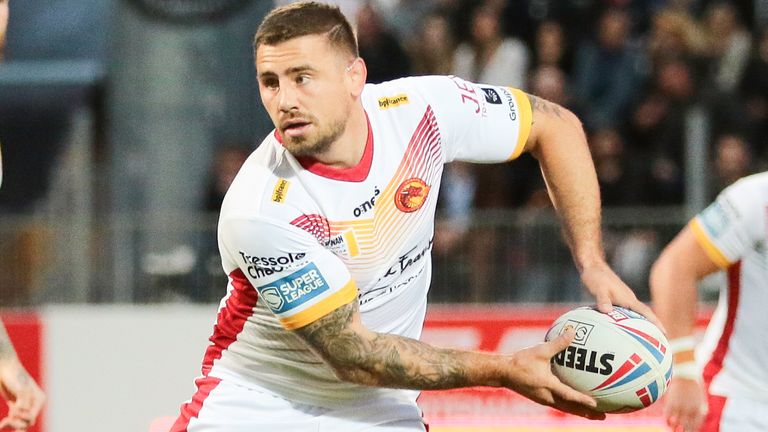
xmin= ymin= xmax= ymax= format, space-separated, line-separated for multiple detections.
xmin=278 ymin=84 xmax=299 ymax=112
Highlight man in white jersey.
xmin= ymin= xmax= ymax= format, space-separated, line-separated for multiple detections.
xmin=651 ymin=172 xmax=768 ymax=432
xmin=0 ymin=1 xmax=47 ymax=429
xmin=172 ymin=2 xmax=661 ymax=431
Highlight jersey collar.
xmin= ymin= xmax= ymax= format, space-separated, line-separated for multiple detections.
xmin=273 ymin=113 xmax=373 ymax=182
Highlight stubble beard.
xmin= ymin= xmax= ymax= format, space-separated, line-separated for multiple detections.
xmin=283 ymin=117 xmax=347 ymax=159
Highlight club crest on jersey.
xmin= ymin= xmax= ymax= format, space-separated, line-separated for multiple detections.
xmin=395 ymin=178 xmax=430 ymax=213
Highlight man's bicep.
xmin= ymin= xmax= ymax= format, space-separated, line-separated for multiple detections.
xmin=668 ymin=225 xmax=723 ymax=278
xmin=524 ymin=92 xmax=579 ymax=155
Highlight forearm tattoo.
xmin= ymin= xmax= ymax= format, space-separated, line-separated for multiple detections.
xmin=296 ymin=302 xmax=471 ymax=390
xmin=527 ymin=94 xmax=566 ymax=121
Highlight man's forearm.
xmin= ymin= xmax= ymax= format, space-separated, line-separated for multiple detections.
xmin=527 ymin=95 xmax=604 ymax=270
xmin=297 ymin=301 xmax=508 ymax=390
xmin=0 ymin=323 xmax=18 ymax=361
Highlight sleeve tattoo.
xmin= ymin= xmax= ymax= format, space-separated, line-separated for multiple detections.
xmin=295 ymin=301 xmax=472 ymax=390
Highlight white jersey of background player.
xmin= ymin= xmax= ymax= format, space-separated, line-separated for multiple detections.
xmin=652 ymin=171 xmax=768 ymax=432
xmin=173 ymin=2 xmax=659 ymax=431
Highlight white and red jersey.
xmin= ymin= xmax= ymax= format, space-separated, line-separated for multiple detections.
xmin=195 ymin=75 xmax=532 ymax=408
xmin=689 ymin=172 xmax=768 ymax=402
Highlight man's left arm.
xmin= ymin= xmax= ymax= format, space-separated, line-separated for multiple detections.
xmin=522 ymin=93 xmax=662 ymax=328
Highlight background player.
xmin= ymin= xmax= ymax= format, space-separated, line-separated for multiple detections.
xmin=173 ymin=2 xmax=660 ymax=431
xmin=651 ymin=172 xmax=768 ymax=432
xmin=0 ymin=0 xmax=47 ymax=429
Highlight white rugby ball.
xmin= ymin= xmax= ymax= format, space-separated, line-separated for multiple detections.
xmin=545 ymin=306 xmax=673 ymax=413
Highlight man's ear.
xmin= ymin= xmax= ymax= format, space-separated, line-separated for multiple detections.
xmin=347 ymin=57 xmax=367 ymax=97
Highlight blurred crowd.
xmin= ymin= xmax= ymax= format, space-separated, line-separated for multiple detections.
xmin=2 ymin=0 xmax=766 ymax=305
xmin=317 ymin=0 xmax=765 ymax=303
xmin=204 ymin=0 xmax=767 ymax=303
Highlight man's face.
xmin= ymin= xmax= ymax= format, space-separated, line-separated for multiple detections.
xmin=256 ymin=34 xmax=354 ymax=158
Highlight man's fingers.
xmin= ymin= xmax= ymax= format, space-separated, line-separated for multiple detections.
xmin=628 ymin=301 xmax=667 ymax=334
xmin=550 ymin=397 xmax=605 ymax=420
xmin=0 ymin=415 xmax=29 ymax=431
xmin=550 ymin=380 xmax=597 ymax=409
xmin=545 ymin=328 xmax=575 ymax=356
xmin=594 ymin=293 xmax=613 ymax=314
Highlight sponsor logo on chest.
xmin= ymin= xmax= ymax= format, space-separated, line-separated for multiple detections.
xmin=378 ymin=94 xmax=409 ymax=110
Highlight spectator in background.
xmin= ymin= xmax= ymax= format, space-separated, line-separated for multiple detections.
xmin=703 ymin=2 xmax=752 ymax=95
xmin=356 ymin=3 xmax=411 ymax=83
xmin=443 ymin=4 xmax=530 ymax=302
xmin=383 ymin=0 xmax=437 ymax=43
xmin=739 ymin=27 xmax=768 ymax=156
xmin=453 ymin=4 xmax=529 ymax=87
xmin=624 ymin=58 xmax=696 ymax=205
xmin=532 ymin=20 xmax=574 ymax=75
xmin=573 ymin=8 xmax=644 ymax=131
xmin=203 ymin=146 xmax=250 ymax=213
xmin=528 ymin=65 xmax=581 ymax=119
xmin=589 ymin=128 xmax=644 ymax=207
xmin=647 ymin=8 xmax=707 ymax=67
xmin=198 ymin=146 xmax=250 ymax=301
xmin=407 ymin=12 xmax=455 ymax=76
xmin=589 ymin=128 xmax=658 ymax=300
xmin=712 ymin=134 xmax=753 ymax=195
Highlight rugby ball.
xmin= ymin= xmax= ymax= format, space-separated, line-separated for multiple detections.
xmin=545 ymin=306 xmax=672 ymax=413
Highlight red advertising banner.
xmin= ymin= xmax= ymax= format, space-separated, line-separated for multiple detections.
xmin=419 ymin=305 xmax=710 ymax=431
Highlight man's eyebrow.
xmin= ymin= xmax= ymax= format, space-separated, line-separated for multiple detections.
xmin=286 ymin=65 xmax=315 ymax=74
xmin=258 ymin=65 xmax=315 ymax=80
xmin=257 ymin=71 xmax=278 ymax=80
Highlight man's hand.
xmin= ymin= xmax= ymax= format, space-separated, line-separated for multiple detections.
xmin=581 ymin=260 xmax=665 ymax=332
xmin=505 ymin=329 xmax=605 ymax=420
xmin=0 ymin=358 xmax=45 ymax=431
xmin=663 ymin=378 xmax=707 ymax=432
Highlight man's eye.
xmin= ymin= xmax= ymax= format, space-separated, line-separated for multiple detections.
xmin=297 ymin=75 xmax=311 ymax=85
xmin=263 ymin=79 xmax=279 ymax=89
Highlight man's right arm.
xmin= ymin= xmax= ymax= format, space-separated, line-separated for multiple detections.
xmin=650 ymin=217 xmax=731 ymax=432
xmin=295 ymin=298 xmax=604 ymax=419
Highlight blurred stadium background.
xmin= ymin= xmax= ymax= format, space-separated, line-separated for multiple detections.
xmin=0 ymin=0 xmax=765 ymax=430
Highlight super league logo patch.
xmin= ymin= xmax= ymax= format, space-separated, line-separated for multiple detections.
xmin=258 ymin=263 xmax=329 ymax=314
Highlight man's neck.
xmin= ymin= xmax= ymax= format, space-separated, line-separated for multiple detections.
xmin=310 ymin=105 xmax=368 ymax=169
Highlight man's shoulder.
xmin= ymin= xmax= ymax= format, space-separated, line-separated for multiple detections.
xmin=725 ymin=172 xmax=768 ymax=200
xmin=363 ymin=76 xmax=451 ymax=102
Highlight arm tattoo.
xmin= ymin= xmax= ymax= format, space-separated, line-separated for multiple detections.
xmin=296 ymin=301 xmax=471 ymax=390
xmin=527 ymin=94 xmax=566 ymax=122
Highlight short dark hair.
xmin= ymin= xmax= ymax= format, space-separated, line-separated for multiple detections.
xmin=254 ymin=1 xmax=358 ymax=58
